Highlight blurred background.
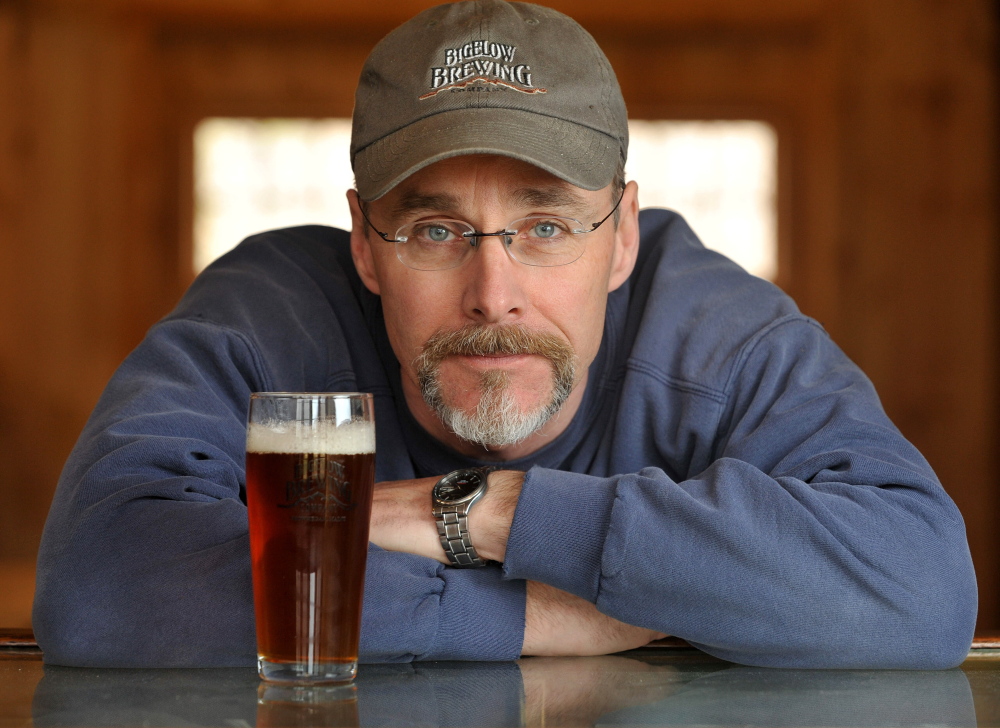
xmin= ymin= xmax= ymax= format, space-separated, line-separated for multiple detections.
xmin=0 ymin=0 xmax=997 ymax=636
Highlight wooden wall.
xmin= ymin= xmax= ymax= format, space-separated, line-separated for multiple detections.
xmin=0 ymin=0 xmax=996 ymax=633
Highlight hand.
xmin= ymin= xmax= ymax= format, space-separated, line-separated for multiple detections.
xmin=523 ymin=581 xmax=667 ymax=656
xmin=368 ymin=470 xmax=524 ymax=564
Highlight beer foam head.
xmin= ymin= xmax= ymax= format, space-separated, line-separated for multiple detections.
xmin=246 ymin=419 xmax=375 ymax=455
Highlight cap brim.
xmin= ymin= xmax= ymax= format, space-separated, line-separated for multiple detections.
xmin=353 ymin=107 xmax=621 ymax=201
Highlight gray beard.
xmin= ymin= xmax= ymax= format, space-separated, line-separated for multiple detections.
xmin=414 ymin=325 xmax=577 ymax=450
xmin=422 ymin=367 xmax=574 ymax=449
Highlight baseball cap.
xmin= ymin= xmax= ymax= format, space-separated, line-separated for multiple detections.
xmin=350 ymin=0 xmax=628 ymax=201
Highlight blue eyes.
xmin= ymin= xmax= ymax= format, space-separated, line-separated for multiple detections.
xmin=532 ymin=222 xmax=558 ymax=238
xmin=426 ymin=226 xmax=453 ymax=242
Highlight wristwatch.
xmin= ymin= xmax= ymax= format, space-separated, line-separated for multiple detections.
xmin=432 ymin=466 xmax=496 ymax=567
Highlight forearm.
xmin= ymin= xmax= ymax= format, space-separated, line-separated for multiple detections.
xmin=368 ymin=470 xmax=523 ymax=564
xmin=368 ymin=470 xmax=663 ymax=658
xmin=35 ymin=496 xmax=257 ymax=667
xmin=360 ymin=548 xmax=525 ymax=662
xmin=504 ymin=464 xmax=976 ymax=669
xmin=522 ymin=581 xmax=664 ymax=656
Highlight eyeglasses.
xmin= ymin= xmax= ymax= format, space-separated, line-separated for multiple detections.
xmin=358 ymin=192 xmax=624 ymax=271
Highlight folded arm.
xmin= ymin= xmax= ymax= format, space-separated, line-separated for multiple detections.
xmin=369 ymin=318 xmax=977 ymax=669
xmin=34 ymin=315 xmax=529 ymax=666
xmin=369 ymin=470 xmax=664 ymax=656
xmin=503 ymin=319 xmax=976 ymax=669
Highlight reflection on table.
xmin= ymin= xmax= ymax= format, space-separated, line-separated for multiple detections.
xmin=17 ymin=650 xmax=979 ymax=727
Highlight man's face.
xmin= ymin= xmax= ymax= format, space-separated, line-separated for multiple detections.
xmin=349 ymin=155 xmax=638 ymax=456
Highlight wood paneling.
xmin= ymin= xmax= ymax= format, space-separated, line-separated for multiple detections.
xmin=0 ymin=560 xmax=35 ymax=630
xmin=0 ymin=0 xmax=996 ymax=633
xmin=837 ymin=0 xmax=998 ymax=623
xmin=39 ymin=0 xmax=831 ymax=29
xmin=0 ymin=3 xmax=179 ymax=564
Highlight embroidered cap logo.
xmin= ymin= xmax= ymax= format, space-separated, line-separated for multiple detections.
xmin=420 ymin=38 xmax=548 ymax=99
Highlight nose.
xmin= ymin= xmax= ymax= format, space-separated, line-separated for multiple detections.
xmin=461 ymin=233 xmax=526 ymax=324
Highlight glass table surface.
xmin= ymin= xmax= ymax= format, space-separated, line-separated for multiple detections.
xmin=4 ymin=644 xmax=1000 ymax=727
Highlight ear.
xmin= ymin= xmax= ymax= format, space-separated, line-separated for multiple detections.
xmin=347 ymin=189 xmax=382 ymax=296
xmin=607 ymin=180 xmax=640 ymax=292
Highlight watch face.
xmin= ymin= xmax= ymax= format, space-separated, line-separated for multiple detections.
xmin=434 ymin=470 xmax=486 ymax=504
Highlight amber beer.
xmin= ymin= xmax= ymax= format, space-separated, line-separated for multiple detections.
xmin=246 ymin=393 xmax=375 ymax=685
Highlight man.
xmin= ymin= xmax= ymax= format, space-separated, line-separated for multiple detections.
xmin=35 ymin=0 xmax=975 ymax=668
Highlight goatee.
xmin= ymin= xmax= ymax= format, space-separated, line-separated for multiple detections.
xmin=414 ymin=324 xmax=577 ymax=449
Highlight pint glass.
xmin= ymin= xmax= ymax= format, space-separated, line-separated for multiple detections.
xmin=246 ymin=392 xmax=375 ymax=684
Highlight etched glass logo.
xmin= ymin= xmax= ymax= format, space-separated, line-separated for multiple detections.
xmin=279 ymin=454 xmax=355 ymax=522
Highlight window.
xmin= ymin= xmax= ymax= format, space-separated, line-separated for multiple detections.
xmin=194 ymin=118 xmax=776 ymax=279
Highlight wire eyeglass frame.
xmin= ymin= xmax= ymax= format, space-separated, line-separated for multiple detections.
xmin=357 ymin=191 xmax=625 ymax=271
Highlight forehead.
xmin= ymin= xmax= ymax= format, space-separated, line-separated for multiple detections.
xmin=375 ymin=155 xmax=595 ymax=217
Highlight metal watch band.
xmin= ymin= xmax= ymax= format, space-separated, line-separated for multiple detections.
xmin=435 ymin=507 xmax=485 ymax=567
xmin=433 ymin=466 xmax=495 ymax=568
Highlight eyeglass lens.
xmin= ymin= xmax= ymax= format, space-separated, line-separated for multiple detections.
xmin=395 ymin=217 xmax=590 ymax=270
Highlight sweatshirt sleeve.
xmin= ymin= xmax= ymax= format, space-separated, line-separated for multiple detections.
xmin=502 ymin=316 xmax=977 ymax=669
xmin=34 ymin=312 xmax=524 ymax=667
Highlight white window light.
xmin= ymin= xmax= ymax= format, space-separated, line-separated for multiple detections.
xmin=194 ymin=118 xmax=776 ymax=279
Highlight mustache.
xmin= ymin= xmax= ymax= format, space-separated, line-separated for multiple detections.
xmin=415 ymin=324 xmax=576 ymax=370
xmin=415 ymin=324 xmax=578 ymax=448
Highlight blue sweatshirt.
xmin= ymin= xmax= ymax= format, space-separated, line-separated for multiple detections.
xmin=33 ymin=210 xmax=977 ymax=669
